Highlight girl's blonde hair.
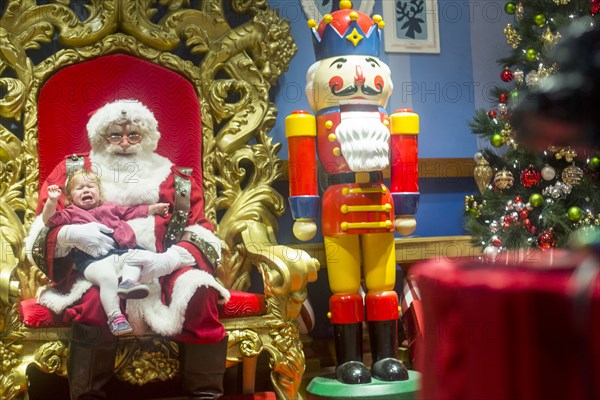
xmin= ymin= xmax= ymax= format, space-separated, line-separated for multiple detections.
xmin=64 ymin=169 xmax=103 ymax=205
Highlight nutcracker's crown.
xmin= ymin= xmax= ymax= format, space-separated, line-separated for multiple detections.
xmin=308 ymin=1 xmax=384 ymax=61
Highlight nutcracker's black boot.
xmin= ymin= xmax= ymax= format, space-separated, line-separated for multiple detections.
xmin=68 ymin=323 xmax=117 ymax=400
xmin=179 ymin=336 xmax=228 ymax=399
xmin=333 ymin=323 xmax=372 ymax=384
xmin=368 ymin=319 xmax=409 ymax=381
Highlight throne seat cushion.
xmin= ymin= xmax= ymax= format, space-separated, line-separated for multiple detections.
xmin=20 ymin=290 xmax=266 ymax=328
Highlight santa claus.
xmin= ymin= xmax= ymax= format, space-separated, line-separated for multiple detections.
xmin=25 ymin=99 xmax=229 ymax=399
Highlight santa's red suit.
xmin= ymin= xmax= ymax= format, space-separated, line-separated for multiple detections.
xmin=26 ymin=150 xmax=229 ymax=344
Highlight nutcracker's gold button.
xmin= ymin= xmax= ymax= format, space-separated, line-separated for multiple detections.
xmin=333 ymin=147 xmax=341 ymax=156
xmin=383 ymin=119 xmax=389 ymax=126
xmin=328 ymin=133 xmax=337 ymax=142
xmin=325 ymin=120 xmax=333 ymax=129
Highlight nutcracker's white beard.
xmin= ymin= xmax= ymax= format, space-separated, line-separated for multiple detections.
xmin=336 ymin=112 xmax=390 ymax=172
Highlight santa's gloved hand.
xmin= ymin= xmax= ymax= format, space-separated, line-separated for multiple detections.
xmin=56 ymin=222 xmax=115 ymax=258
xmin=127 ymin=245 xmax=196 ymax=282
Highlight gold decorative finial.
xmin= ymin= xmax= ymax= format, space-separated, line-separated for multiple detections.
xmin=373 ymin=14 xmax=382 ymax=23
xmin=378 ymin=21 xmax=385 ymax=29
xmin=307 ymin=19 xmax=317 ymax=28
xmin=349 ymin=11 xmax=359 ymax=20
xmin=340 ymin=1 xmax=352 ymax=10
xmin=324 ymin=14 xmax=333 ymax=23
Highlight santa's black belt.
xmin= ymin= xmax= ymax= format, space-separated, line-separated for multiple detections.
xmin=328 ymin=171 xmax=383 ymax=185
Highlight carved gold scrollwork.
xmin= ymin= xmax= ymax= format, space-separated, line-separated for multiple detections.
xmin=266 ymin=321 xmax=306 ymax=400
xmin=0 ymin=338 xmax=26 ymax=400
xmin=0 ymin=1 xmax=318 ymax=398
xmin=32 ymin=341 xmax=69 ymax=376
xmin=115 ymin=338 xmax=179 ymax=385
xmin=228 ymin=328 xmax=263 ymax=359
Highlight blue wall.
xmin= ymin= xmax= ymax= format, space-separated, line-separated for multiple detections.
xmin=269 ymin=0 xmax=512 ymax=240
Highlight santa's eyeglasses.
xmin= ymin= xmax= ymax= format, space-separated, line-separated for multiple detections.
xmin=106 ymin=132 xmax=142 ymax=144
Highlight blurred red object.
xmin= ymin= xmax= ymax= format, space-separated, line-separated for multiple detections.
xmin=412 ymin=249 xmax=600 ymax=400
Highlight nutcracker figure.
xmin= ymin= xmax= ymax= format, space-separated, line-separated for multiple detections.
xmin=286 ymin=1 xmax=419 ymax=385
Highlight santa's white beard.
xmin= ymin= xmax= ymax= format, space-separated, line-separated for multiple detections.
xmin=90 ymin=149 xmax=173 ymax=251
xmin=336 ymin=112 xmax=390 ymax=172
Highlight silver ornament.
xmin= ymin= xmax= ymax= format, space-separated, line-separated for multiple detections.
xmin=541 ymin=165 xmax=556 ymax=181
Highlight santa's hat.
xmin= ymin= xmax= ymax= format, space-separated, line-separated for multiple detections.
xmin=87 ymin=99 xmax=160 ymax=152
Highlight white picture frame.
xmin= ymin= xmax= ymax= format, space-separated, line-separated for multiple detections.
xmin=383 ymin=0 xmax=440 ymax=54
xmin=301 ymin=0 xmax=375 ymax=23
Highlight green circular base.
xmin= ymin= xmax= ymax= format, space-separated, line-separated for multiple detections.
xmin=306 ymin=370 xmax=421 ymax=400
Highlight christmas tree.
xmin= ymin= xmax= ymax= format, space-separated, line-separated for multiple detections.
xmin=465 ymin=0 xmax=600 ymax=259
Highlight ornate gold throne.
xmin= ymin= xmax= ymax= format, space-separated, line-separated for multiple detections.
xmin=0 ymin=1 xmax=319 ymax=399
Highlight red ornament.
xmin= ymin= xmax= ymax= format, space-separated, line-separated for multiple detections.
xmin=519 ymin=210 xmax=529 ymax=219
xmin=514 ymin=195 xmax=523 ymax=203
xmin=592 ymin=0 xmax=600 ymax=15
xmin=499 ymin=93 xmax=508 ymax=103
xmin=488 ymin=110 xmax=498 ymax=119
xmin=501 ymin=68 xmax=514 ymax=82
xmin=537 ymin=230 xmax=557 ymax=249
xmin=520 ymin=165 xmax=541 ymax=188
xmin=492 ymin=237 xmax=502 ymax=247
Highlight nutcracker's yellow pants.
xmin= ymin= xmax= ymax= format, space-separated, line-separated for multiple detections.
xmin=324 ymin=232 xmax=396 ymax=295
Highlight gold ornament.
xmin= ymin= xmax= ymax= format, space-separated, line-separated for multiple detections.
xmin=504 ymin=24 xmax=522 ymax=49
xmin=549 ymin=146 xmax=577 ymax=162
xmin=562 ymin=165 xmax=584 ymax=186
xmin=474 ymin=152 xmax=493 ymax=194
xmin=515 ymin=3 xmax=525 ymax=21
xmin=494 ymin=169 xmax=515 ymax=190
xmin=538 ymin=63 xmax=559 ymax=80
xmin=465 ymin=195 xmax=485 ymax=218
xmin=542 ymin=27 xmax=562 ymax=47
xmin=501 ymin=123 xmax=518 ymax=149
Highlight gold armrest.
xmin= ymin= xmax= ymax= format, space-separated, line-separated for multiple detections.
xmin=241 ymin=220 xmax=319 ymax=320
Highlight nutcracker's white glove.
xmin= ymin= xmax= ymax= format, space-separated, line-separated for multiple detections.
xmin=55 ymin=222 xmax=115 ymax=258
xmin=127 ymin=245 xmax=196 ymax=282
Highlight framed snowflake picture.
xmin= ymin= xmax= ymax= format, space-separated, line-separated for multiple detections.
xmin=383 ymin=0 xmax=440 ymax=54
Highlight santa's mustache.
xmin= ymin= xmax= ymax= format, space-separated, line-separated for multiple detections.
xmin=331 ymin=83 xmax=383 ymax=96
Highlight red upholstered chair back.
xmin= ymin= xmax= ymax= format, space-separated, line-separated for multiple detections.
xmin=37 ymin=53 xmax=203 ymax=186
